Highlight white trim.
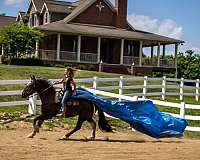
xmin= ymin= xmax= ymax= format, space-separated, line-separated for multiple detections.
xmin=157 ymin=43 xmax=160 ymax=67
xmin=139 ymin=41 xmax=143 ymax=66
xmin=175 ymin=43 xmax=179 ymax=78
xmin=1 ymin=45 xmax=4 ymax=56
xmin=64 ymin=0 xmax=97 ymax=23
xmin=103 ymin=0 xmax=116 ymax=12
xmin=56 ymin=33 xmax=61 ymax=61
xmin=64 ymin=0 xmax=116 ymax=23
xmin=77 ymin=35 xmax=81 ymax=62
xmin=35 ymin=40 xmax=39 ymax=58
xmin=43 ymin=11 xmax=50 ymax=24
xmin=120 ymin=39 xmax=124 ymax=65
xmin=40 ymin=2 xmax=49 ymax=14
xmin=16 ymin=12 xmax=22 ymax=22
xmin=27 ymin=0 xmax=37 ymax=14
xmin=127 ymin=22 xmax=136 ymax=31
xmin=97 ymin=37 xmax=101 ymax=63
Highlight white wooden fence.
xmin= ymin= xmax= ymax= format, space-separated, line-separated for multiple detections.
xmin=0 ymin=76 xmax=200 ymax=132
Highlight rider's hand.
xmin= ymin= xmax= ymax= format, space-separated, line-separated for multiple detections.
xmin=52 ymin=81 xmax=57 ymax=85
xmin=72 ymin=90 xmax=77 ymax=96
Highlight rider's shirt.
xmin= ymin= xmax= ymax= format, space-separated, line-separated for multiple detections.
xmin=63 ymin=76 xmax=73 ymax=91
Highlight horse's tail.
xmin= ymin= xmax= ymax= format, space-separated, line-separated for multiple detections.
xmin=96 ymin=107 xmax=113 ymax=132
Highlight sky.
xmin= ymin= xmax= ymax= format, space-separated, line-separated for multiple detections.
xmin=0 ymin=0 xmax=199 ymax=54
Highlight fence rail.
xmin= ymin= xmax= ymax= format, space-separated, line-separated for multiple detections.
xmin=0 ymin=76 xmax=200 ymax=132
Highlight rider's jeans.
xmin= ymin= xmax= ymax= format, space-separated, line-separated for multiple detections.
xmin=61 ymin=90 xmax=72 ymax=110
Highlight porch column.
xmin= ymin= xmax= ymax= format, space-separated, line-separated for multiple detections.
xmin=120 ymin=39 xmax=124 ymax=65
xmin=56 ymin=33 xmax=61 ymax=61
xmin=175 ymin=43 xmax=179 ymax=78
xmin=162 ymin=44 xmax=166 ymax=58
xmin=35 ymin=40 xmax=39 ymax=58
xmin=97 ymin=37 xmax=101 ymax=63
xmin=1 ymin=45 xmax=4 ymax=56
xmin=150 ymin=46 xmax=154 ymax=59
xmin=77 ymin=35 xmax=81 ymax=62
xmin=139 ymin=41 xmax=143 ymax=66
xmin=157 ymin=43 xmax=160 ymax=67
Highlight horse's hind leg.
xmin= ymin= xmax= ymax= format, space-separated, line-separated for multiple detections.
xmin=61 ymin=116 xmax=85 ymax=140
xmin=87 ymin=118 xmax=96 ymax=140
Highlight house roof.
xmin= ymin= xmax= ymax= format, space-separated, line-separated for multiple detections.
xmin=42 ymin=0 xmax=77 ymax=14
xmin=0 ymin=15 xmax=16 ymax=28
xmin=64 ymin=0 xmax=96 ymax=23
xmin=16 ymin=11 xmax=29 ymax=23
xmin=28 ymin=0 xmax=55 ymax=13
xmin=37 ymin=21 xmax=184 ymax=45
xmin=63 ymin=0 xmax=135 ymax=30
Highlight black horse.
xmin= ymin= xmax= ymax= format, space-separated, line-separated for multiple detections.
xmin=22 ymin=75 xmax=112 ymax=139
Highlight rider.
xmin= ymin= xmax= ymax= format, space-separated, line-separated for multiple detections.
xmin=53 ymin=67 xmax=76 ymax=116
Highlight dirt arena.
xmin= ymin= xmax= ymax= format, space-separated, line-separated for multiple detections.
xmin=0 ymin=121 xmax=200 ymax=160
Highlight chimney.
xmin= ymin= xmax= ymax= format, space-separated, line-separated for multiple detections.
xmin=115 ymin=0 xmax=128 ymax=29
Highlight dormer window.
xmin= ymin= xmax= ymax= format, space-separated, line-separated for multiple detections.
xmin=44 ymin=11 xmax=49 ymax=24
xmin=34 ymin=14 xmax=38 ymax=26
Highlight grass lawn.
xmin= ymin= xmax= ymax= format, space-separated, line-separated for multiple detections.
xmin=0 ymin=64 xmax=200 ymax=139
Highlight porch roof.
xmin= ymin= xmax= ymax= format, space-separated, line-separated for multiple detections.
xmin=0 ymin=15 xmax=16 ymax=28
xmin=37 ymin=21 xmax=184 ymax=45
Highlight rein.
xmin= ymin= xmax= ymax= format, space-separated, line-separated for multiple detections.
xmin=29 ymin=85 xmax=53 ymax=98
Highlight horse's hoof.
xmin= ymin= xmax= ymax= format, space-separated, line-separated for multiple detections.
xmin=87 ymin=136 xmax=95 ymax=141
xmin=102 ymin=136 xmax=109 ymax=141
xmin=27 ymin=133 xmax=34 ymax=138
xmin=34 ymin=126 xmax=39 ymax=133
xmin=59 ymin=135 xmax=69 ymax=140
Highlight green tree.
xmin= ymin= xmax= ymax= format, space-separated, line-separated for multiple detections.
xmin=177 ymin=50 xmax=200 ymax=79
xmin=0 ymin=24 xmax=43 ymax=58
xmin=0 ymin=13 xmax=6 ymax=16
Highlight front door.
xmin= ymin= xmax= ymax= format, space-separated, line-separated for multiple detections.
xmin=100 ymin=39 xmax=120 ymax=64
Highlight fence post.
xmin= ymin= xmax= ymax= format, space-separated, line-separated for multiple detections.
xmin=180 ymin=78 xmax=184 ymax=101
xmin=93 ymin=77 xmax=98 ymax=90
xmin=143 ymin=76 xmax=148 ymax=99
xmin=162 ymin=76 xmax=166 ymax=100
xmin=28 ymin=94 xmax=37 ymax=115
xmin=196 ymin=79 xmax=199 ymax=102
xmin=119 ymin=76 xmax=123 ymax=101
xmin=180 ymin=102 xmax=185 ymax=119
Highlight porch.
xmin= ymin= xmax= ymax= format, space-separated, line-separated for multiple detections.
xmin=36 ymin=33 xmax=179 ymax=68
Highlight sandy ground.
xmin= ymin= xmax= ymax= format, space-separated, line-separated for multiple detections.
xmin=0 ymin=121 xmax=200 ymax=160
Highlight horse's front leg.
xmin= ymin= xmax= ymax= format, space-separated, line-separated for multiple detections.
xmin=27 ymin=115 xmax=40 ymax=138
xmin=27 ymin=114 xmax=50 ymax=138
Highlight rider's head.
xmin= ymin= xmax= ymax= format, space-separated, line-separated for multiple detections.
xmin=64 ymin=67 xmax=75 ymax=77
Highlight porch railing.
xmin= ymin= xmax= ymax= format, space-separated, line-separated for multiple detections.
xmin=38 ymin=49 xmax=175 ymax=67
xmin=38 ymin=49 xmax=56 ymax=60
xmin=80 ymin=52 xmax=98 ymax=63
xmin=123 ymin=56 xmax=139 ymax=65
xmin=39 ymin=49 xmax=98 ymax=63
xmin=124 ymin=56 xmax=175 ymax=67
xmin=60 ymin=51 xmax=77 ymax=61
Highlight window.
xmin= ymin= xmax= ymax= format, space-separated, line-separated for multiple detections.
xmin=127 ymin=42 xmax=134 ymax=56
xmin=34 ymin=14 xmax=37 ymax=26
xmin=44 ymin=12 xmax=49 ymax=24
xmin=29 ymin=14 xmax=33 ymax=26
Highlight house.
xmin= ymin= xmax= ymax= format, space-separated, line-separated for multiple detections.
xmin=16 ymin=11 xmax=29 ymax=24
xmin=0 ymin=15 xmax=16 ymax=60
xmin=17 ymin=0 xmax=184 ymax=76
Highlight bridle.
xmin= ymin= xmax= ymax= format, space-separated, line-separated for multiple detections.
xmin=28 ymin=84 xmax=53 ymax=98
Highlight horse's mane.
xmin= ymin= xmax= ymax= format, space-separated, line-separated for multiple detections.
xmin=37 ymin=78 xmax=55 ymax=91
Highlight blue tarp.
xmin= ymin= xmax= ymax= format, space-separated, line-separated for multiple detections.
xmin=74 ymin=88 xmax=188 ymax=139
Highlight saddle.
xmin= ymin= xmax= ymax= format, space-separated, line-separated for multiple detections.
xmin=57 ymin=89 xmax=79 ymax=107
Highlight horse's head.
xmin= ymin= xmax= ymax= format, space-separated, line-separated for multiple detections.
xmin=22 ymin=75 xmax=38 ymax=98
